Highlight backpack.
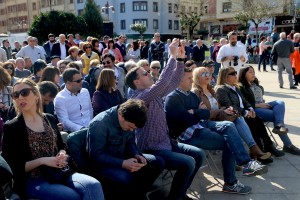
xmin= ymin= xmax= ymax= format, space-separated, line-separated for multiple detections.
xmin=84 ymin=67 xmax=100 ymax=95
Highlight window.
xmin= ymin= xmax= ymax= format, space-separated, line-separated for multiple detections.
xmin=168 ymin=3 xmax=172 ymax=13
xmin=189 ymin=6 xmax=192 ymax=12
xmin=32 ymin=2 xmax=36 ymax=10
xmin=121 ymin=20 xmax=126 ymax=30
xmin=168 ymin=20 xmax=172 ymax=30
xmin=77 ymin=0 xmax=83 ymax=3
xmin=203 ymin=6 xmax=208 ymax=14
xmin=133 ymin=1 xmax=147 ymax=11
xmin=153 ymin=2 xmax=158 ymax=12
xmin=181 ymin=5 xmax=185 ymax=13
xmin=133 ymin=19 xmax=148 ymax=27
xmin=174 ymin=4 xmax=178 ymax=13
xmin=153 ymin=19 xmax=158 ymax=29
xmin=78 ymin=9 xmax=84 ymax=15
xmin=120 ymin=3 xmax=125 ymax=13
xmin=194 ymin=7 xmax=198 ymax=14
xmin=70 ymin=0 xmax=73 ymax=4
xmin=223 ymin=2 xmax=232 ymax=13
xmin=174 ymin=20 xmax=179 ymax=30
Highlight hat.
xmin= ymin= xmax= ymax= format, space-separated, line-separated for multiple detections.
xmin=202 ymin=60 xmax=215 ymax=67
xmin=51 ymin=55 xmax=61 ymax=60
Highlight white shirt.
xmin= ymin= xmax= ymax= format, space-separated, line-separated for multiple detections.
xmin=216 ymin=43 xmax=248 ymax=73
xmin=16 ymin=45 xmax=46 ymax=63
xmin=54 ymin=87 xmax=93 ymax=132
xmin=59 ymin=42 xmax=67 ymax=59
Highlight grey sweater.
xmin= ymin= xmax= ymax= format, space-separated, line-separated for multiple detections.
xmin=271 ymin=39 xmax=294 ymax=58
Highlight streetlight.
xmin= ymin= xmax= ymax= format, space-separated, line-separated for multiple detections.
xmin=101 ymin=1 xmax=114 ymax=21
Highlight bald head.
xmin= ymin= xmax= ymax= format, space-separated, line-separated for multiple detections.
xmin=280 ymin=32 xmax=286 ymax=39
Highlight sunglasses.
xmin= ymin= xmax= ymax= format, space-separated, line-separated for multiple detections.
xmin=71 ymin=78 xmax=83 ymax=83
xmin=5 ymin=66 xmax=14 ymax=70
xmin=11 ymin=88 xmax=33 ymax=100
xmin=200 ymin=72 xmax=210 ymax=77
xmin=151 ymin=66 xmax=160 ymax=70
xmin=103 ymin=61 xmax=111 ymax=65
xmin=228 ymin=71 xmax=237 ymax=76
xmin=141 ymin=71 xmax=148 ymax=76
xmin=85 ymin=46 xmax=92 ymax=49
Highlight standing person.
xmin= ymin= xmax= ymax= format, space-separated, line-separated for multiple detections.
xmin=127 ymin=41 xmax=141 ymax=63
xmin=290 ymin=33 xmax=300 ymax=86
xmin=126 ymin=39 xmax=204 ymax=200
xmin=192 ymin=39 xmax=208 ymax=67
xmin=99 ymin=35 xmax=109 ymax=55
xmin=102 ymin=39 xmax=123 ymax=63
xmin=164 ymin=39 xmax=171 ymax=64
xmin=0 ymin=47 xmax=7 ymax=62
xmin=150 ymin=33 xmax=165 ymax=71
xmin=1 ymin=39 xmax=12 ymax=60
xmin=271 ymin=29 xmax=279 ymax=44
xmin=2 ymin=78 xmax=104 ymax=200
xmin=212 ymin=38 xmax=227 ymax=76
xmin=271 ymin=32 xmax=296 ymax=89
xmin=217 ymin=31 xmax=248 ymax=74
xmin=140 ymin=40 xmax=149 ymax=60
xmin=50 ymin=34 xmax=69 ymax=60
xmin=87 ymin=99 xmax=164 ymax=200
xmin=265 ymin=36 xmax=276 ymax=71
xmin=115 ymin=35 xmax=127 ymax=61
xmin=43 ymin=33 xmax=56 ymax=64
xmin=74 ymin=33 xmax=82 ymax=45
xmin=258 ymin=36 xmax=270 ymax=72
xmin=16 ymin=36 xmax=46 ymax=63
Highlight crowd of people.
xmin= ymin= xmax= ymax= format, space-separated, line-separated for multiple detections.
xmin=0 ymin=30 xmax=300 ymax=200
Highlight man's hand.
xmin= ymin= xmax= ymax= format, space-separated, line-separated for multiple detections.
xmin=240 ymin=55 xmax=246 ymax=62
xmin=122 ymin=158 xmax=146 ymax=172
xmin=134 ymin=155 xmax=147 ymax=165
xmin=169 ymin=38 xmax=181 ymax=59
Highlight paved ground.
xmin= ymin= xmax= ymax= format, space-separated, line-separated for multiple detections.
xmin=149 ymin=64 xmax=300 ymax=200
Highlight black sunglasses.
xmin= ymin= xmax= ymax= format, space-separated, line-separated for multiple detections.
xmin=141 ymin=71 xmax=148 ymax=76
xmin=103 ymin=61 xmax=111 ymax=65
xmin=228 ymin=71 xmax=237 ymax=76
xmin=151 ymin=66 xmax=160 ymax=70
xmin=5 ymin=66 xmax=14 ymax=70
xmin=71 ymin=78 xmax=83 ymax=83
xmin=11 ymin=88 xmax=33 ymax=100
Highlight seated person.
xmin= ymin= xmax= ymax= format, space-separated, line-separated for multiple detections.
xmin=164 ymin=67 xmax=268 ymax=195
xmin=54 ymin=68 xmax=93 ymax=132
xmin=92 ymin=68 xmax=125 ymax=116
xmin=238 ymin=65 xmax=300 ymax=155
xmin=215 ymin=67 xmax=284 ymax=157
xmin=31 ymin=59 xmax=47 ymax=83
xmin=202 ymin=59 xmax=217 ymax=87
xmin=87 ymin=99 xmax=164 ymax=200
xmin=0 ymin=155 xmax=13 ymax=199
xmin=192 ymin=67 xmax=272 ymax=163
xmin=2 ymin=78 xmax=104 ymax=200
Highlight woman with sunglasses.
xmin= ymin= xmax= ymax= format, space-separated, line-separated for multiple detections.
xmin=92 ymin=68 xmax=125 ymax=116
xmin=215 ymin=67 xmax=284 ymax=158
xmin=2 ymin=62 xmax=19 ymax=86
xmin=102 ymin=39 xmax=123 ymax=63
xmin=149 ymin=61 xmax=161 ymax=83
xmin=81 ymin=42 xmax=100 ymax=75
xmin=0 ymin=66 xmax=13 ymax=123
xmin=2 ymin=78 xmax=104 ymax=200
xmin=192 ymin=67 xmax=272 ymax=163
xmin=238 ymin=65 xmax=300 ymax=155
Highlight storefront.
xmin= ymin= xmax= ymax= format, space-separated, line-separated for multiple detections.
xmin=275 ymin=16 xmax=300 ymax=33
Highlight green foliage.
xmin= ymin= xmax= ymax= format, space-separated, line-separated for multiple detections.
xmin=82 ymin=0 xmax=103 ymax=38
xmin=28 ymin=11 xmax=88 ymax=44
xmin=130 ymin=23 xmax=147 ymax=39
xmin=197 ymin=29 xmax=209 ymax=35
xmin=179 ymin=12 xmax=201 ymax=40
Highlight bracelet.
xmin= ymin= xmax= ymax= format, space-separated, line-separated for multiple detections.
xmin=176 ymin=58 xmax=185 ymax=62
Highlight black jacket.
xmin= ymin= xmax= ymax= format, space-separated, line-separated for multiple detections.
xmin=50 ymin=42 xmax=69 ymax=59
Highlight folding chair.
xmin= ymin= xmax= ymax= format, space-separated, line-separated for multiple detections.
xmin=264 ymin=122 xmax=279 ymax=147
xmin=205 ymin=150 xmax=221 ymax=175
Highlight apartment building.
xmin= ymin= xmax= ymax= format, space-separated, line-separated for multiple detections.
xmin=40 ymin=0 xmax=75 ymax=13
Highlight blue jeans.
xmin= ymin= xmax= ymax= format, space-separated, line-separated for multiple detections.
xmin=94 ymin=153 xmax=164 ymax=199
xmin=181 ymin=121 xmax=250 ymax=184
xmin=146 ymin=143 xmax=204 ymax=200
xmin=258 ymin=55 xmax=267 ymax=71
xmin=255 ymin=100 xmax=292 ymax=146
xmin=214 ymin=62 xmax=221 ymax=76
xmin=26 ymin=173 xmax=104 ymax=200
xmin=234 ymin=117 xmax=257 ymax=148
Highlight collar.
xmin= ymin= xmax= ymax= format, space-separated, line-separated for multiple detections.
xmin=64 ymin=86 xmax=81 ymax=96
xmin=112 ymin=106 xmax=122 ymax=129
xmin=225 ymin=83 xmax=236 ymax=90
xmin=176 ymin=88 xmax=190 ymax=96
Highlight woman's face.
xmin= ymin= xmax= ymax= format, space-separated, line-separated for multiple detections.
xmin=4 ymin=65 xmax=14 ymax=76
xmin=109 ymin=42 xmax=113 ymax=48
xmin=85 ymin=45 xmax=92 ymax=54
xmin=226 ymin=69 xmax=238 ymax=85
xmin=54 ymin=74 xmax=60 ymax=84
xmin=12 ymin=83 xmax=37 ymax=113
xmin=245 ymin=67 xmax=255 ymax=83
xmin=197 ymin=68 xmax=210 ymax=86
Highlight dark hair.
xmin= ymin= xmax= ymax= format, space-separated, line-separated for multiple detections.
xmin=67 ymin=34 xmax=73 ymax=38
xmin=2 ymin=61 xmax=15 ymax=77
xmin=132 ymin=40 xmax=139 ymax=51
xmin=145 ymin=40 xmax=149 ymax=45
xmin=0 ymin=66 xmax=11 ymax=89
xmin=202 ymin=59 xmax=215 ymax=67
xmin=184 ymin=67 xmax=193 ymax=73
xmin=125 ymin=66 xmax=141 ymax=90
xmin=38 ymin=81 xmax=59 ymax=97
xmin=62 ymin=68 xmax=80 ymax=83
xmin=48 ymin=33 xmax=55 ymax=38
xmin=83 ymin=42 xmax=92 ymax=51
xmin=33 ymin=59 xmax=47 ymax=75
xmin=184 ymin=60 xmax=195 ymax=68
xmin=91 ymin=38 xmax=99 ymax=48
xmin=238 ymin=65 xmax=259 ymax=87
xmin=40 ymin=66 xmax=60 ymax=83
xmin=107 ymin=39 xmax=116 ymax=49
xmin=260 ymin=36 xmax=266 ymax=41
xmin=103 ymin=35 xmax=110 ymax=40
xmin=66 ymin=62 xmax=80 ymax=71
xmin=118 ymin=99 xmax=147 ymax=128
xmin=102 ymin=53 xmax=116 ymax=62
xmin=22 ymin=40 xmax=28 ymax=45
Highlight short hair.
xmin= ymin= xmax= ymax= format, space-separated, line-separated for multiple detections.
xmin=39 ymin=66 xmax=60 ymax=83
xmin=202 ymin=59 xmax=215 ymax=67
xmin=33 ymin=59 xmax=47 ymax=75
xmin=118 ymin=99 xmax=148 ymax=128
xmin=67 ymin=34 xmax=74 ymax=38
xmin=184 ymin=67 xmax=193 ymax=73
xmin=137 ymin=59 xmax=149 ymax=68
xmin=38 ymin=81 xmax=59 ymax=97
xmin=57 ymin=60 xmax=70 ymax=69
xmin=48 ymin=33 xmax=55 ymax=38
xmin=124 ymin=60 xmax=138 ymax=72
xmin=280 ymin=32 xmax=286 ymax=39
xmin=150 ymin=60 xmax=161 ymax=69
xmin=16 ymin=57 xmax=25 ymax=64
xmin=62 ymin=68 xmax=80 ymax=83
xmin=125 ymin=66 xmax=141 ymax=90
xmin=96 ymin=68 xmax=115 ymax=91
xmin=0 ymin=66 xmax=11 ymax=89
xmin=90 ymin=59 xmax=100 ymax=68
xmin=68 ymin=46 xmax=79 ymax=54
xmin=2 ymin=61 xmax=16 ymax=77
xmin=184 ymin=60 xmax=195 ymax=68
xmin=102 ymin=53 xmax=115 ymax=62
xmin=227 ymin=31 xmax=238 ymax=39
xmin=66 ymin=62 xmax=81 ymax=71
xmin=103 ymin=35 xmax=110 ymax=40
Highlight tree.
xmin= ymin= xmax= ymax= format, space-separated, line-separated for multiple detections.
xmin=130 ymin=23 xmax=147 ymax=40
xmin=82 ymin=0 xmax=103 ymax=38
xmin=29 ymin=11 xmax=88 ymax=44
xmin=179 ymin=12 xmax=201 ymax=40
xmin=231 ymin=0 xmax=285 ymax=43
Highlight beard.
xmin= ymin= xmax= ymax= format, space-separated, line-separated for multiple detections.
xmin=230 ymin=41 xmax=237 ymax=46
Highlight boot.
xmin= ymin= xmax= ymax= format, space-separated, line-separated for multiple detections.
xmin=265 ymin=144 xmax=285 ymax=157
xmin=249 ymin=145 xmax=272 ymax=160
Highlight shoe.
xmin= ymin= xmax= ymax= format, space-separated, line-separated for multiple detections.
xmin=290 ymin=86 xmax=297 ymax=89
xmin=235 ymin=165 xmax=243 ymax=171
xmin=242 ymin=160 xmax=268 ymax=176
xmin=258 ymin=69 xmax=261 ymax=72
xmin=249 ymin=145 xmax=272 ymax=160
xmin=263 ymin=70 xmax=268 ymax=72
xmin=257 ymin=156 xmax=273 ymax=164
xmin=271 ymin=69 xmax=276 ymax=71
xmin=265 ymin=144 xmax=285 ymax=157
xmin=222 ymin=181 xmax=252 ymax=195
xmin=272 ymin=126 xmax=288 ymax=134
xmin=283 ymin=145 xmax=300 ymax=155
xmin=280 ymin=86 xmax=283 ymax=88
xmin=294 ymin=83 xmax=299 ymax=86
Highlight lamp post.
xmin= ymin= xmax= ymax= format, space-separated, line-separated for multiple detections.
xmin=101 ymin=1 xmax=114 ymax=21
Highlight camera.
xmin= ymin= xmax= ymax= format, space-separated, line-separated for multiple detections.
xmin=233 ymin=56 xmax=239 ymax=66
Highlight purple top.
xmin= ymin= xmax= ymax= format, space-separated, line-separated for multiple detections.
xmin=131 ymin=58 xmax=184 ymax=151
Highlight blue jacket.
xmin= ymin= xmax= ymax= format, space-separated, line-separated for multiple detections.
xmin=87 ymin=106 xmax=141 ymax=169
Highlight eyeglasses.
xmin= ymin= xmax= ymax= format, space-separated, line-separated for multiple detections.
xmin=155 ymin=35 xmax=160 ymax=37
xmin=71 ymin=78 xmax=83 ymax=83
xmin=85 ymin=46 xmax=91 ymax=49
xmin=228 ymin=71 xmax=237 ymax=76
xmin=206 ymin=65 xmax=215 ymax=68
xmin=103 ymin=61 xmax=111 ymax=65
xmin=200 ymin=72 xmax=210 ymax=77
xmin=151 ymin=66 xmax=160 ymax=70
xmin=5 ymin=66 xmax=14 ymax=70
xmin=11 ymin=88 xmax=33 ymax=100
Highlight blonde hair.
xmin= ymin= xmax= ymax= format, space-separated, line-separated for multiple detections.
xmin=216 ymin=66 xmax=236 ymax=86
xmin=192 ymin=67 xmax=207 ymax=90
xmin=13 ymin=78 xmax=43 ymax=116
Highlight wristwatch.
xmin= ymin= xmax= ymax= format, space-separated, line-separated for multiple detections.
xmin=176 ymin=58 xmax=185 ymax=62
